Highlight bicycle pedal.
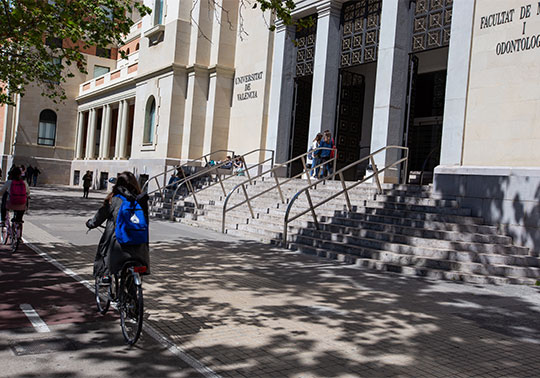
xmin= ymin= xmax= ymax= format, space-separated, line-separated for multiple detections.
xmin=100 ymin=276 xmax=112 ymax=284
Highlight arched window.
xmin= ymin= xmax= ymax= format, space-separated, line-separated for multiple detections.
xmin=135 ymin=43 xmax=139 ymax=51
xmin=38 ymin=109 xmax=57 ymax=146
xmin=154 ymin=0 xmax=164 ymax=25
xmin=143 ymin=96 xmax=156 ymax=144
xmin=126 ymin=48 xmax=130 ymax=55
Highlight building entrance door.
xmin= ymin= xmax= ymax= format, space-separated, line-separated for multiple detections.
xmin=405 ymin=68 xmax=446 ymax=184
xmin=289 ymin=75 xmax=313 ymax=177
xmin=335 ymin=70 xmax=365 ymax=180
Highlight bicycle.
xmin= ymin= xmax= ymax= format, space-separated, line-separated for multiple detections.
xmin=1 ymin=212 xmax=23 ymax=253
xmin=95 ymin=259 xmax=147 ymax=345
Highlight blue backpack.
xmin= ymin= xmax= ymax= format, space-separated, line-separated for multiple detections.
xmin=115 ymin=194 xmax=149 ymax=245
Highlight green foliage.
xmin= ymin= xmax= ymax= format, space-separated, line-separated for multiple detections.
xmin=0 ymin=0 xmax=150 ymax=105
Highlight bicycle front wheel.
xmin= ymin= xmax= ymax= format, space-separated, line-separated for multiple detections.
xmin=1 ymin=225 xmax=7 ymax=245
xmin=119 ymin=271 xmax=144 ymax=345
xmin=95 ymin=276 xmax=111 ymax=315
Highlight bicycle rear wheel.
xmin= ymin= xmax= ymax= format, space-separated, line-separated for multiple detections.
xmin=10 ymin=224 xmax=19 ymax=253
xmin=95 ymin=276 xmax=111 ymax=314
xmin=119 ymin=270 xmax=144 ymax=345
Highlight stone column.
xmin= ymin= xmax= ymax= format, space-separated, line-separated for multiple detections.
xmin=85 ymin=108 xmax=97 ymax=159
xmin=439 ymin=0 xmax=475 ymax=166
xmin=99 ymin=104 xmax=112 ymax=159
xmin=98 ymin=105 xmax=107 ymax=159
xmin=266 ymin=21 xmax=296 ymax=163
xmin=114 ymin=101 xmax=124 ymax=159
xmin=181 ymin=66 xmax=208 ymax=160
xmin=308 ymin=0 xmax=341 ymax=143
xmin=118 ymin=100 xmax=129 ymax=159
xmin=203 ymin=67 xmax=234 ymax=156
xmin=370 ymin=0 xmax=412 ymax=183
xmin=75 ymin=111 xmax=85 ymax=159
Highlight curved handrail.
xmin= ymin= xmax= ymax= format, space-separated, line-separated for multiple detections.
xmin=142 ymin=149 xmax=235 ymax=196
xmin=221 ymin=147 xmax=337 ymax=233
xmin=283 ymin=145 xmax=409 ymax=243
xmin=168 ymin=149 xmax=275 ymax=220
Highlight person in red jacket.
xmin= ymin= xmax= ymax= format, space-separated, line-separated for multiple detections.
xmin=0 ymin=167 xmax=29 ymax=225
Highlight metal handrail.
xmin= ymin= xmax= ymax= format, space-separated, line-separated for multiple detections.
xmin=283 ymin=145 xmax=409 ymax=243
xmin=168 ymin=149 xmax=275 ymax=220
xmin=142 ymin=149 xmax=235 ymax=196
xmin=221 ymin=147 xmax=337 ymax=233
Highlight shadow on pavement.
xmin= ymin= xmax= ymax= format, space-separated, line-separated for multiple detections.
xmin=22 ymin=235 xmax=540 ymax=377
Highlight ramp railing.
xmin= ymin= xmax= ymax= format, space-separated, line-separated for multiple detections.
xmin=282 ymin=146 xmax=409 ymax=243
xmin=167 ymin=149 xmax=275 ymax=220
xmin=221 ymin=147 xmax=337 ymax=233
xmin=142 ymin=149 xmax=235 ymax=197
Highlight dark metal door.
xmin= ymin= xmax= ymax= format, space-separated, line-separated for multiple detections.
xmin=289 ymin=76 xmax=313 ymax=177
xmin=335 ymin=70 xmax=365 ymax=180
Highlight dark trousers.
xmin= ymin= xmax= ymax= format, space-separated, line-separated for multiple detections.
xmin=1 ymin=192 xmax=7 ymax=222
xmin=83 ymin=186 xmax=90 ymax=198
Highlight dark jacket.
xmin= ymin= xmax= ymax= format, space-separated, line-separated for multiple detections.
xmin=86 ymin=186 xmax=150 ymax=277
xmin=319 ymin=140 xmax=333 ymax=158
xmin=82 ymin=173 xmax=92 ymax=188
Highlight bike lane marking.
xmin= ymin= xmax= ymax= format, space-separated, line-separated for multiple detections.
xmin=23 ymin=237 xmax=221 ymax=378
xmin=19 ymin=304 xmax=50 ymax=333
xmin=0 ymin=242 xmax=115 ymax=332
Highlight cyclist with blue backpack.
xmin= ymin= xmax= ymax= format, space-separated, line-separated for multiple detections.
xmin=86 ymin=171 xmax=150 ymax=282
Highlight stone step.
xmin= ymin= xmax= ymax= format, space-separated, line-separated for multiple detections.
xmin=373 ymin=194 xmax=459 ymax=207
xmin=337 ymin=208 xmax=484 ymax=225
xmin=316 ymin=219 xmax=511 ymax=245
xmin=288 ymin=243 xmax=537 ymax=285
xmin=289 ymin=235 xmax=540 ymax=279
xmin=325 ymin=212 xmax=500 ymax=236
xmin=298 ymin=226 xmax=529 ymax=256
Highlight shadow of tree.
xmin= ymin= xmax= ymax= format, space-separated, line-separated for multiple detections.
xmin=22 ymin=232 xmax=540 ymax=377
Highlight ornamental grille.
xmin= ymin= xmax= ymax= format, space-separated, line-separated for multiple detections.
xmin=295 ymin=18 xmax=317 ymax=78
xmin=412 ymin=0 xmax=453 ymax=52
xmin=340 ymin=0 xmax=382 ymax=67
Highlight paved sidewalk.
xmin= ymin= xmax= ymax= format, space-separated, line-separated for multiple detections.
xmin=20 ymin=186 xmax=540 ymax=377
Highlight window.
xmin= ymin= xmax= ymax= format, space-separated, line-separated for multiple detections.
xmin=96 ymin=47 xmax=111 ymax=58
xmin=136 ymin=43 xmax=140 ymax=51
xmin=126 ymin=48 xmax=131 ymax=55
xmin=143 ymin=96 xmax=156 ymax=144
xmin=93 ymin=65 xmax=110 ymax=78
xmin=38 ymin=109 xmax=57 ymax=146
xmin=154 ymin=0 xmax=164 ymax=25
xmin=45 ymin=37 xmax=62 ymax=49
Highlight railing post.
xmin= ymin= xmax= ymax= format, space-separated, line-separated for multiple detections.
xmin=339 ymin=172 xmax=352 ymax=211
xmin=155 ymin=177 xmax=162 ymax=199
xmin=403 ymin=148 xmax=409 ymax=185
xmin=305 ymin=190 xmax=319 ymax=230
xmin=243 ymin=157 xmax=253 ymax=184
xmin=273 ymin=174 xmax=285 ymax=204
xmin=370 ymin=156 xmax=383 ymax=194
xmin=301 ymin=156 xmax=312 ymax=186
xmin=216 ymin=166 xmax=227 ymax=196
xmin=241 ymin=183 xmax=255 ymax=219
xmin=332 ymin=151 xmax=337 ymax=180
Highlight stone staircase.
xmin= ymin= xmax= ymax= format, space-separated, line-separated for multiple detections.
xmin=149 ymin=177 xmax=540 ymax=285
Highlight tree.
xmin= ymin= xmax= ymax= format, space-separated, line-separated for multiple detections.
xmin=0 ymin=0 xmax=151 ymax=105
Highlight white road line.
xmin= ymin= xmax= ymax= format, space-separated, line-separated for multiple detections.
xmin=23 ymin=238 xmax=221 ymax=378
xmin=19 ymin=304 xmax=50 ymax=333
